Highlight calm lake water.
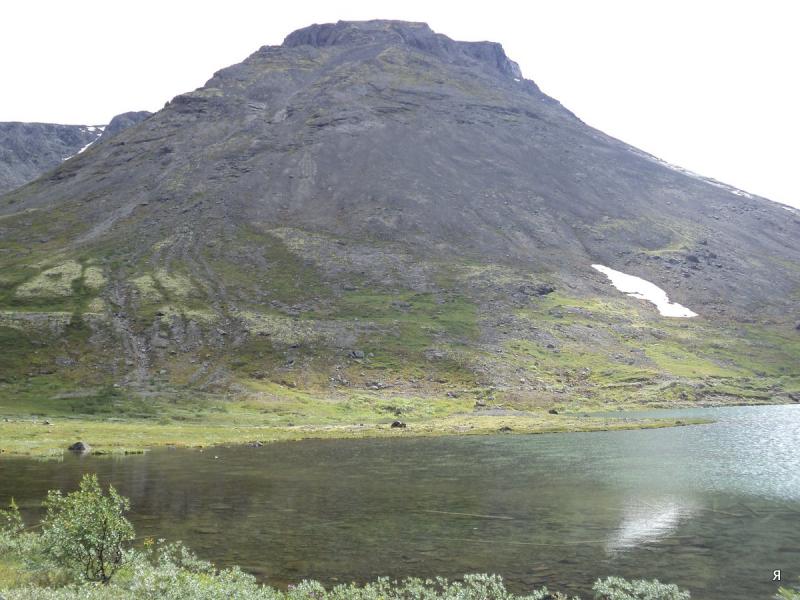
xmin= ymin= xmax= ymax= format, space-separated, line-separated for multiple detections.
xmin=2 ymin=404 xmax=799 ymax=599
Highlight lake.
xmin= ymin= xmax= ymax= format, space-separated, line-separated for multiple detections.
xmin=1 ymin=404 xmax=798 ymax=599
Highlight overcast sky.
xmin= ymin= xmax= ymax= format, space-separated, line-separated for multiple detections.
xmin=3 ymin=0 xmax=798 ymax=207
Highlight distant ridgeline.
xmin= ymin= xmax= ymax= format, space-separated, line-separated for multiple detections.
xmin=0 ymin=111 xmax=152 ymax=195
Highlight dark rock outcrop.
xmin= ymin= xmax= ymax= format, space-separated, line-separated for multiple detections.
xmin=283 ymin=20 xmax=524 ymax=79
xmin=101 ymin=111 xmax=152 ymax=139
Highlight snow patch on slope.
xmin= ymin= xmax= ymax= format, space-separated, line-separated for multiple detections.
xmin=62 ymin=125 xmax=106 ymax=161
xmin=592 ymin=264 xmax=698 ymax=318
xmin=76 ymin=140 xmax=95 ymax=155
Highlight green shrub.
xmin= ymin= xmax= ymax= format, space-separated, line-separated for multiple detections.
xmin=0 ymin=571 xmax=574 ymax=600
xmin=40 ymin=474 xmax=134 ymax=584
xmin=122 ymin=539 xmax=276 ymax=599
xmin=776 ymin=585 xmax=800 ymax=600
xmin=1 ymin=499 xmax=56 ymax=585
xmin=592 ymin=576 xmax=690 ymax=600
xmin=0 ymin=499 xmax=24 ymax=547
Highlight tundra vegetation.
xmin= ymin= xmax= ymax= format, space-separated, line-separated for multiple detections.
xmin=0 ymin=474 xmax=713 ymax=599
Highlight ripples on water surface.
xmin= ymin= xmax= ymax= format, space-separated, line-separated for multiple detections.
xmin=1 ymin=404 xmax=798 ymax=599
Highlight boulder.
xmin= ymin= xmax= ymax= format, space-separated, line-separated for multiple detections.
xmin=350 ymin=349 xmax=365 ymax=359
xmin=390 ymin=420 xmax=406 ymax=428
xmin=498 ymin=425 xmax=513 ymax=432
xmin=520 ymin=283 xmax=555 ymax=296
xmin=67 ymin=441 xmax=91 ymax=453
xmin=548 ymin=408 xmax=559 ymax=415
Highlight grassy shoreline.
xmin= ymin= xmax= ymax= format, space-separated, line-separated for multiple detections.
xmin=0 ymin=410 xmax=712 ymax=458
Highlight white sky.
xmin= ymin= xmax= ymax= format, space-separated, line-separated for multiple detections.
xmin=2 ymin=0 xmax=798 ymax=208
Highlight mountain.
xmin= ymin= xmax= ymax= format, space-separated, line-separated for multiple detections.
xmin=0 ymin=111 xmax=152 ymax=195
xmin=101 ymin=111 xmax=153 ymax=138
xmin=0 ymin=20 xmax=797 ymax=411
xmin=0 ymin=123 xmax=103 ymax=195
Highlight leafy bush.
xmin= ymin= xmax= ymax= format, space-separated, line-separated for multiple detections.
xmin=1 ymin=498 xmax=24 ymax=549
xmin=1 ymin=499 xmax=57 ymax=585
xmin=40 ymin=474 xmax=134 ymax=584
xmin=592 ymin=576 xmax=690 ymax=600
xmin=776 ymin=584 xmax=800 ymax=600
xmin=1 ymin=571 xmax=573 ymax=600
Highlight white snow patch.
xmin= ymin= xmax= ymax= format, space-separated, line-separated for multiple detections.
xmin=63 ymin=140 xmax=96 ymax=162
xmin=77 ymin=140 xmax=95 ymax=154
xmin=61 ymin=125 xmax=106 ymax=162
xmin=514 ymin=78 xmax=521 ymax=82
xmin=592 ymin=264 xmax=698 ymax=318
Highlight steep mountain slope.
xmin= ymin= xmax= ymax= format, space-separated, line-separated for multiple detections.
xmin=0 ymin=21 xmax=798 ymax=416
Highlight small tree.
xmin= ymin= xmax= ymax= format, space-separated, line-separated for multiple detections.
xmin=40 ymin=473 xmax=134 ymax=584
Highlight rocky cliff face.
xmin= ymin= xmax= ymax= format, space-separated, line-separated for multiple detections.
xmin=0 ymin=21 xmax=797 ymax=407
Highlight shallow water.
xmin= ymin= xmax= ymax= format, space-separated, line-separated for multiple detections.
xmin=2 ymin=404 xmax=799 ymax=599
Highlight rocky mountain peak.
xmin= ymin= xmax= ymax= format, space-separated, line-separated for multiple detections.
xmin=282 ymin=20 xmax=522 ymax=79
xmin=101 ymin=111 xmax=152 ymax=138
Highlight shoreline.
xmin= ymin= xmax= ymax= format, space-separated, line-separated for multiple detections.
xmin=0 ymin=411 xmax=714 ymax=458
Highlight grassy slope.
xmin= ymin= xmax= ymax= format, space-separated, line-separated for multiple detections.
xmin=0 ymin=219 xmax=796 ymax=457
